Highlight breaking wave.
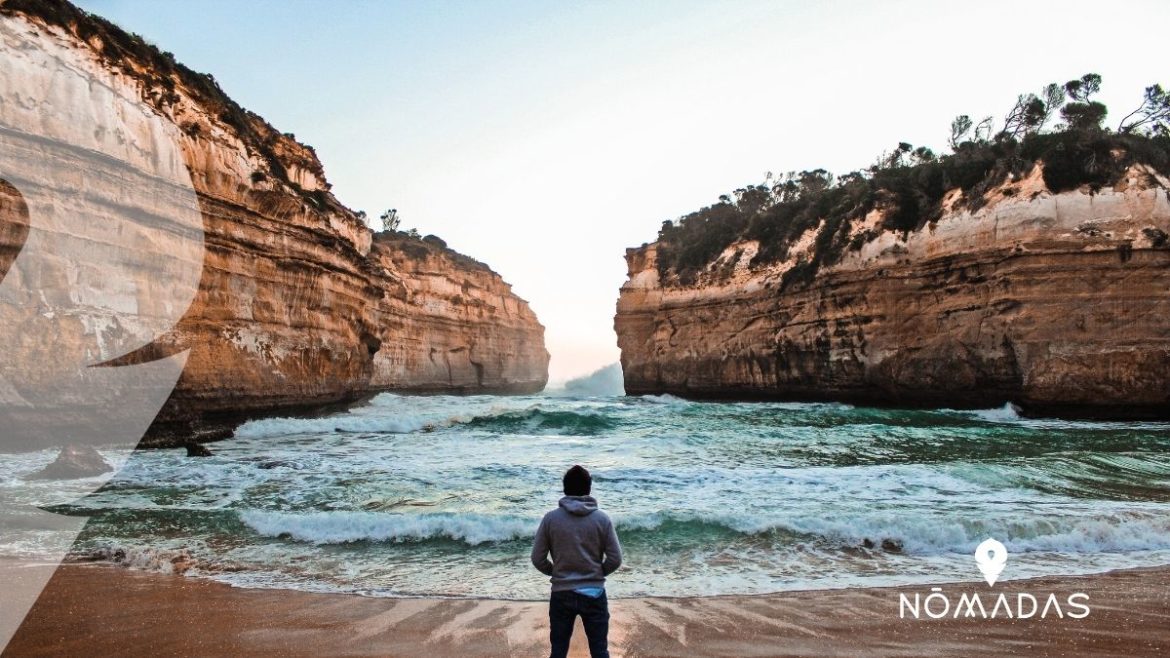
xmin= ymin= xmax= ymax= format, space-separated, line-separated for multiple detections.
xmin=233 ymin=414 xmax=432 ymax=439
xmin=241 ymin=510 xmax=535 ymax=545
xmin=239 ymin=508 xmax=1170 ymax=556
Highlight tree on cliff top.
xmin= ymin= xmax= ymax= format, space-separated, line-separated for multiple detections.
xmin=1059 ymin=73 xmax=1107 ymax=132
xmin=379 ymin=209 xmax=400 ymax=232
xmin=1118 ymin=84 xmax=1170 ymax=136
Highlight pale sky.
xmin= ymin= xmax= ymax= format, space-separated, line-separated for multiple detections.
xmin=77 ymin=0 xmax=1170 ymax=382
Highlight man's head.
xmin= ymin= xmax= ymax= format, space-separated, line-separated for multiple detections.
xmin=563 ymin=464 xmax=592 ymax=496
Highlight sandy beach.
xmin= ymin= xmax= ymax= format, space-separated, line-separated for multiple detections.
xmin=2 ymin=563 xmax=1167 ymax=657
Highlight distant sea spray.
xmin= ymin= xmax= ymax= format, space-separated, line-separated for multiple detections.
xmin=552 ymin=363 xmax=625 ymax=398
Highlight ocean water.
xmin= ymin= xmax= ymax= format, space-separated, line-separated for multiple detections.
xmin=4 ymin=392 xmax=1170 ymax=600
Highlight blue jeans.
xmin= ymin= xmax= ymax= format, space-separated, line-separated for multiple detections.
xmin=548 ymin=589 xmax=610 ymax=658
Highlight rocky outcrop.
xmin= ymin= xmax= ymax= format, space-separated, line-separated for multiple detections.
xmin=0 ymin=0 xmax=548 ymax=447
xmin=26 ymin=445 xmax=113 ymax=480
xmin=616 ymin=166 xmax=1170 ymax=417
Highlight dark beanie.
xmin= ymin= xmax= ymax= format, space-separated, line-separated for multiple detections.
xmin=563 ymin=465 xmax=592 ymax=496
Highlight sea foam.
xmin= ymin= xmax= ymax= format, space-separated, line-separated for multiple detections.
xmin=241 ymin=510 xmax=535 ymax=545
xmin=233 ymin=415 xmax=432 ymax=439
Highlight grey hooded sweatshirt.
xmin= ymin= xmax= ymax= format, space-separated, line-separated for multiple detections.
xmin=530 ymin=495 xmax=622 ymax=592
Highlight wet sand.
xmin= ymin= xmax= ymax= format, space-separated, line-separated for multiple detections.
xmin=4 ymin=563 xmax=1169 ymax=657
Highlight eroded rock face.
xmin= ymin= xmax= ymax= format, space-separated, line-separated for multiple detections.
xmin=616 ymin=168 xmax=1170 ymax=417
xmin=0 ymin=2 xmax=548 ymax=447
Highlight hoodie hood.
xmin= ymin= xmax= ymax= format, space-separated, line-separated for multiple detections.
xmin=559 ymin=495 xmax=598 ymax=516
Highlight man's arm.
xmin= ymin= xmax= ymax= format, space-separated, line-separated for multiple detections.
xmin=530 ymin=515 xmax=554 ymax=575
xmin=601 ymin=516 xmax=622 ymax=575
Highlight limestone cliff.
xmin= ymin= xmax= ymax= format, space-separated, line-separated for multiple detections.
xmin=616 ymin=166 xmax=1170 ymax=417
xmin=0 ymin=0 xmax=548 ymax=447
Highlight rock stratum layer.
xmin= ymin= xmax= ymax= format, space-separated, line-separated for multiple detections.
xmin=0 ymin=1 xmax=548 ymax=447
xmin=616 ymin=167 xmax=1170 ymax=417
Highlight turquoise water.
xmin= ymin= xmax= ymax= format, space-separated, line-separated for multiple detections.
xmin=6 ymin=393 xmax=1170 ymax=599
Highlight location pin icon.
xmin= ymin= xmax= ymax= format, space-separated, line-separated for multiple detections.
xmin=974 ymin=538 xmax=1008 ymax=586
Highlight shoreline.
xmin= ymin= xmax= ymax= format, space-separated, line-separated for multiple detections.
xmin=5 ymin=562 xmax=1169 ymax=657
xmin=55 ymin=552 xmax=1170 ymax=603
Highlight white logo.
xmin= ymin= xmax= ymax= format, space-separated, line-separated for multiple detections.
xmin=974 ymin=538 xmax=1008 ymax=586
xmin=899 ymin=538 xmax=1090 ymax=620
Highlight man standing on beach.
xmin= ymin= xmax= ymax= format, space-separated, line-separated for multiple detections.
xmin=531 ymin=465 xmax=623 ymax=658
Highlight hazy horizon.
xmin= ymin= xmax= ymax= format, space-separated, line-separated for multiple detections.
xmin=76 ymin=0 xmax=1170 ymax=382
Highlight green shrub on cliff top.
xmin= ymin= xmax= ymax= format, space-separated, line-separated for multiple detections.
xmin=655 ymin=74 xmax=1170 ymax=288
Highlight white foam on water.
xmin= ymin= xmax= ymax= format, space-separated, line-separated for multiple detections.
xmin=241 ymin=510 xmax=535 ymax=545
xmin=779 ymin=507 xmax=1170 ymax=555
xmin=637 ymin=393 xmax=692 ymax=406
xmin=233 ymin=414 xmax=431 ymax=438
xmin=79 ymin=545 xmax=193 ymax=574
xmin=955 ymin=402 xmax=1170 ymax=431
xmin=970 ymin=402 xmax=1023 ymax=422
xmin=235 ymin=501 xmax=1170 ymax=559
xmin=232 ymin=393 xmax=549 ymax=439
